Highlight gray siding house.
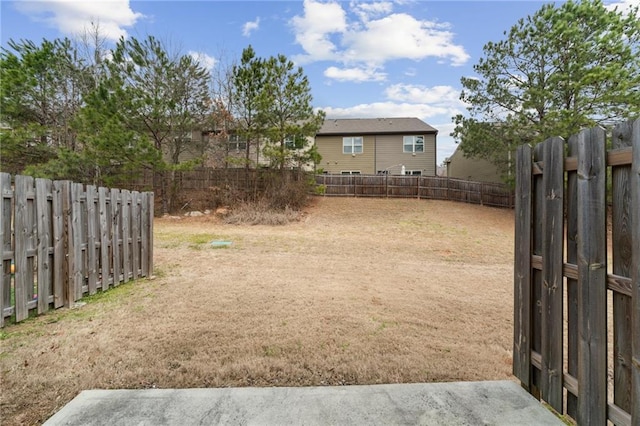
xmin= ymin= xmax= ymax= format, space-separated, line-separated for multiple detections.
xmin=445 ymin=144 xmax=504 ymax=183
xmin=315 ymin=118 xmax=438 ymax=175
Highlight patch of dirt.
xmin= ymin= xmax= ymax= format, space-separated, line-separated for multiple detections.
xmin=0 ymin=197 xmax=516 ymax=425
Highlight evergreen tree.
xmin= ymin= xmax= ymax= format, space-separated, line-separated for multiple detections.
xmin=453 ymin=0 xmax=640 ymax=182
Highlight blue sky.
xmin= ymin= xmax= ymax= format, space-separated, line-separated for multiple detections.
xmin=1 ymin=0 xmax=638 ymax=164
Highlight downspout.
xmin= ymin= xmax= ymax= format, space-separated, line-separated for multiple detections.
xmin=374 ymin=135 xmax=377 ymax=174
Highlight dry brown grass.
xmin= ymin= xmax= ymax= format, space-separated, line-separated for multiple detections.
xmin=0 ymin=197 xmax=516 ymax=425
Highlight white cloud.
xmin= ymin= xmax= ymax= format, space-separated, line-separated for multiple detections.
xmin=242 ymin=17 xmax=260 ymax=37
xmin=385 ymin=84 xmax=463 ymax=105
xmin=290 ymin=0 xmax=469 ymax=73
xmin=14 ymin=0 xmax=143 ymax=41
xmin=342 ymin=14 xmax=469 ymax=66
xmin=321 ymin=102 xmax=453 ymax=120
xmin=350 ymin=1 xmax=393 ymax=22
xmin=605 ymin=0 xmax=640 ymax=15
xmin=324 ymin=66 xmax=386 ymax=82
xmin=291 ymin=0 xmax=347 ymax=62
xmin=189 ymin=51 xmax=216 ymax=71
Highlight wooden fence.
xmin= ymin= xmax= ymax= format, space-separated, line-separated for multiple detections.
xmin=0 ymin=173 xmax=154 ymax=327
xmin=315 ymin=174 xmax=514 ymax=208
xmin=513 ymin=119 xmax=639 ymax=425
xmin=125 ymin=167 xmax=306 ymax=192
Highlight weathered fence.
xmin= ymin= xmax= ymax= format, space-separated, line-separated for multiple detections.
xmin=513 ymin=119 xmax=639 ymax=425
xmin=125 ymin=167 xmax=306 ymax=192
xmin=316 ymin=174 xmax=514 ymax=208
xmin=0 ymin=173 xmax=154 ymax=327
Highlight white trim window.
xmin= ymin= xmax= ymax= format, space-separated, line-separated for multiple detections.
xmin=340 ymin=170 xmax=361 ymax=175
xmin=343 ymin=136 xmax=363 ymax=154
xmin=229 ymin=134 xmax=247 ymax=152
xmin=403 ymin=135 xmax=424 ymax=153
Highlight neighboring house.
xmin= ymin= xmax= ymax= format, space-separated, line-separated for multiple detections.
xmin=444 ymin=144 xmax=504 ymax=183
xmin=314 ymin=117 xmax=438 ymax=175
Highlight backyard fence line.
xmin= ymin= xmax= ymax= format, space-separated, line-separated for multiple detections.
xmin=315 ymin=174 xmax=514 ymax=208
xmin=0 ymin=173 xmax=154 ymax=327
xmin=513 ymin=118 xmax=639 ymax=425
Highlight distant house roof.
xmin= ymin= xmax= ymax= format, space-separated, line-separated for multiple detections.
xmin=316 ymin=117 xmax=438 ymax=136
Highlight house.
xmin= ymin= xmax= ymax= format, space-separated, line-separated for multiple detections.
xmin=444 ymin=144 xmax=505 ymax=183
xmin=314 ymin=118 xmax=438 ymax=175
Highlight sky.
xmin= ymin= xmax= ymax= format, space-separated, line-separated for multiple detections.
xmin=1 ymin=0 xmax=638 ymax=164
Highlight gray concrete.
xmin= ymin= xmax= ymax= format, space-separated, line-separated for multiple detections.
xmin=44 ymin=380 xmax=562 ymax=426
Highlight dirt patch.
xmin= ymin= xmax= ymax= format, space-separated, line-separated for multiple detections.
xmin=0 ymin=197 xmax=516 ymax=425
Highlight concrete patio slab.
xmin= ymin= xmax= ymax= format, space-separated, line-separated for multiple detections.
xmin=44 ymin=380 xmax=563 ymax=425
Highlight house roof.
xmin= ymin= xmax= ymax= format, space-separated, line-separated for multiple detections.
xmin=316 ymin=117 xmax=438 ymax=136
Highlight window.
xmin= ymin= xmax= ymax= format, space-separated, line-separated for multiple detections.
xmin=343 ymin=136 xmax=363 ymax=154
xmin=405 ymin=170 xmax=422 ymax=176
xmin=228 ymin=134 xmax=247 ymax=151
xmin=285 ymin=136 xmax=296 ymax=149
xmin=340 ymin=171 xmax=361 ymax=175
xmin=403 ymin=135 xmax=424 ymax=153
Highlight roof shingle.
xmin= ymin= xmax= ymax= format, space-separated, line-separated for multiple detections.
xmin=316 ymin=117 xmax=438 ymax=135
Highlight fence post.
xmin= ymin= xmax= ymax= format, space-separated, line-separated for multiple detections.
xmin=576 ymin=127 xmax=607 ymax=425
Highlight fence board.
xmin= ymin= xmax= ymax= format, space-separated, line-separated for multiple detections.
xmin=131 ymin=191 xmax=140 ymax=281
xmin=52 ymin=181 xmax=65 ymax=308
xmin=530 ymin=143 xmax=545 ymax=399
xmin=540 ymin=137 xmax=564 ymax=412
xmin=70 ymin=183 xmax=84 ymax=302
xmin=141 ymin=192 xmax=149 ymax=278
xmin=98 ymin=187 xmax=110 ymax=291
xmin=111 ymin=189 xmax=121 ymax=286
xmin=612 ymin=121 xmax=634 ymax=415
xmin=14 ymin=176 xmax=32 ymax=322
xmin=565 ymin=136 xmax=579 ymax=419
xmin=122 ymin=190 xmax=131 ymax=282
xmin=147 ymin=192 xmax=154 ymax=277
xmin=36 ymin=179 xmax=52 ymax=314
xmin=0 ymin=173 xmax=12 ymax=327
xmin=86 ymin=185 xmax=98 ymax=295
xmin=513 ymin=144 xmax=532 ymax=388
xmin=631 ymin=119 xmax=640 ymax=424
xmin=576 ymin=127 xmax=607 ymax=425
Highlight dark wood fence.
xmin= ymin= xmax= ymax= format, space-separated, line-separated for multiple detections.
xmin=315 ymin=174 xmax=514 ymax=208
xmin=0 ymin=173 xmax=154 ymax=327
xmin=126 ymin=168 xmax=306 ymax=192
xmin=513 ymin=119 xmax=639 ymax=425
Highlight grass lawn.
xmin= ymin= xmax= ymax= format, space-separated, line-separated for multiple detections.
xmin=0 ymin=197 xmax=516 ymax=425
